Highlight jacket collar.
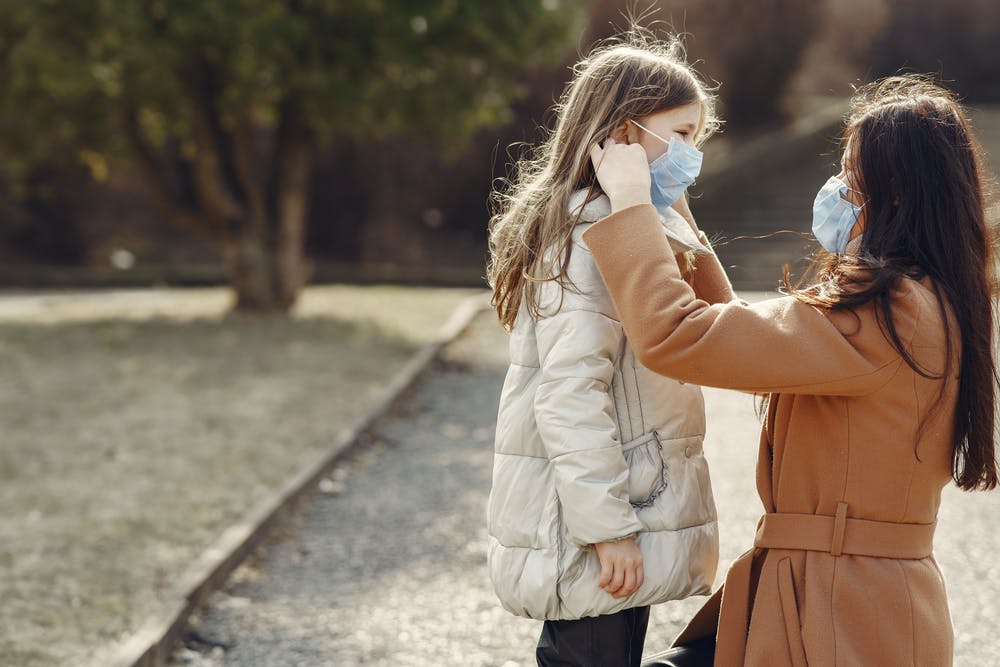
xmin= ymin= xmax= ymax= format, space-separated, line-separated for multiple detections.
xmin=568 ymin=189 xmax=708 ymax=254
xmin=568 ymin=189 xmax=612 ymax=222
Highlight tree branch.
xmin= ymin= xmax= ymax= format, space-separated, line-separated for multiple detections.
xmin=230 ymin=111 xmax=268 ymax=238
xmin=268 ymin=93 xmax=315 ymax=301
xmin=268 ymin=94 xmax=313 ymax=225
xmin=121 ymin=104 xmax=218 ymax=240
xmin=183 ymin=57 xmax=245 ymax=232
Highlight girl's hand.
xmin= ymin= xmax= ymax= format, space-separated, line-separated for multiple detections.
xmin=594 ymin=537 xmax=644 ymax=599
xmin=590 ymin=137 xmax=652 ymax=213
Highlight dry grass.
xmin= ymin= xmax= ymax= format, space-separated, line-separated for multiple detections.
xmin=0 ymin=285 xmax=481 ymax=667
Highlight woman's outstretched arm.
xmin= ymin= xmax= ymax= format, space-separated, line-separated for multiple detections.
xmin=668 ymin=196 xmax=736 ymax=305
xmin=581 ymin=202 xmax=909 ymax=395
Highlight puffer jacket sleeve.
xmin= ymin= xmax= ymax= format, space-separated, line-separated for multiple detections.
xmin=532 ymin=254 xmax=644 ymax=547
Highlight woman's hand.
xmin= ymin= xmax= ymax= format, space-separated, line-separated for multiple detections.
xmin=590 ymin=137 xmax=651 ymax=213
xmin=593 ymin=537 xmax=644 ymax=599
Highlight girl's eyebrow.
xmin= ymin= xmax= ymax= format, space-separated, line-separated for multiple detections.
xmin=675 ymin=122 xmax=697 ymax=130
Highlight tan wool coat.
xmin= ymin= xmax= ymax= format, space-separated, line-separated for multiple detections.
xmin=582 ymin=203 xmax=957 ymax=666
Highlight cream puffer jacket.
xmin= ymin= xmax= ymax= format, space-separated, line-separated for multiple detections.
xmin=487 ymin=192 xmax=720 ymax=621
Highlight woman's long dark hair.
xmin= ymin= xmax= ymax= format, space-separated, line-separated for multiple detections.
xmin=789 ymin=75 xmax=998 ymax=491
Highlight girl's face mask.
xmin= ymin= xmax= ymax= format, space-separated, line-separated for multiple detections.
xmin=812 ymin=176 xmax=863 ymax=254
xmin=630 ymin=119 xmax=703 ymax=211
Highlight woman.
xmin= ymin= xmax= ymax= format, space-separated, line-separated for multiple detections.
xmin=586 ymin=76 xmax=997 ymax=666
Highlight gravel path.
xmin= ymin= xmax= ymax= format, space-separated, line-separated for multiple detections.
xmin=173 ymin=307 xmax=1000 ymax=666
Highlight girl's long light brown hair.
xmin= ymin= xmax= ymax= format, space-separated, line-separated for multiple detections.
xmin=487 ymin=31 xmax=719 ymax=331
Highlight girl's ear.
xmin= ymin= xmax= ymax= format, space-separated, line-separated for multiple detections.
xmin=608 ymin=120 xmax=632 ymax=144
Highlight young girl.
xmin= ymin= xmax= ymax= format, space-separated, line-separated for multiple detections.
xmin=485 ymin=36 xmax=733 ymax=666
xmin=588 ymin=76 xmax=998 ymax=666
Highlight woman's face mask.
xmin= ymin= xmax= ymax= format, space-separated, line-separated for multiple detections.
xmin=630 ymin=119 xmax=703 ymax=211
xmin=812 ymin=175 xmax=863 ymax=254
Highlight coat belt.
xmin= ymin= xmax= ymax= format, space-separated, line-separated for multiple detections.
xmin=754 ymin=503 xmax=935 ymax=559
xmin=673 ymin=502 xmax=937 ymax=666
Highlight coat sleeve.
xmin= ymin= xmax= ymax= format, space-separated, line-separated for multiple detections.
xmin=689 ymin=233 xmax=736 ymax=305
xmin=532 ymin=280 xmax=644 ymax=547
xmin=661 ymin=205 xmax=735 ymax=305
xmin=580 ymin=204 xmax=905 ymax=396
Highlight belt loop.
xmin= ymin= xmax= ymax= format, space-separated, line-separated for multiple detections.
xmin=831 ymin=502 xmax=848 ymax=557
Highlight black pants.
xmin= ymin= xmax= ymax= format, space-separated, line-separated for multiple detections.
xmin=536 ymin=606 xmax=650 ymax=667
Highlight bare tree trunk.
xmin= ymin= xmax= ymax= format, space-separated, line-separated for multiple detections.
xmin=220 ymin=208 xmax=312 ymax=315
xmin=126 ymin=67 xmax=314 ymax=314
xmin=219 ymin=99 xmax=314 ymax=314
xmin=228 ymin=111 xmax=285 ymax=313
xmin=267 ymin=100 xmax=314 ymax=312
xmin=220 ymin=233 xmax=277 ymax=311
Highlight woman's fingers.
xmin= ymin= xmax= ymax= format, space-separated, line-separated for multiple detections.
xmin=589 ymin=137 xmax=652 ymax=212
xmin=589 ymin=137 xmax=612 ymax=171
xmin=589 ymin=144 xmax=603 ymax=171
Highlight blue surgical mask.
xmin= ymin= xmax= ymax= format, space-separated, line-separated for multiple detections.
xmin=630 ymin=119 xmax=703 ymax=210
xmin=812 ymin=176 xmax=862 ymax=254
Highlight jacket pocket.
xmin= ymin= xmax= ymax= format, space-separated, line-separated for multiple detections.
xmin=621 ymin=431 xmax=668 ymax=508
xmin=777 ymin=557 xmax=808 ymax=667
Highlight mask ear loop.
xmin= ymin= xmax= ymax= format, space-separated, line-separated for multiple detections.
xmin=629 ymin=119 xmax=671 ymax=147
xmin=839 ymin=182 xmax=866 ymax=214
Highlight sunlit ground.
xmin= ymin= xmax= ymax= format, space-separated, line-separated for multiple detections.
xmin=0 ymin=285 xmax=479 ymax=667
